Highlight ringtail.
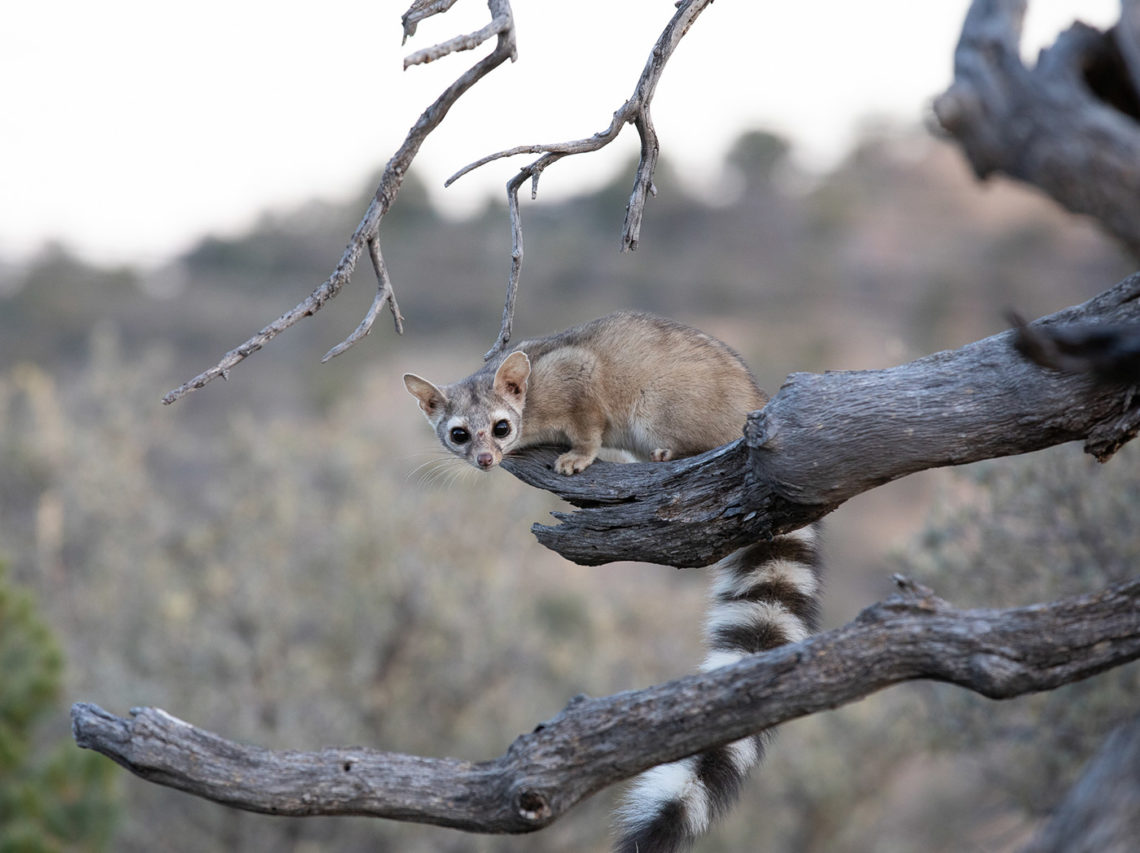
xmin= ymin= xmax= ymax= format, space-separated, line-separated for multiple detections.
xmin=404 ymin=311 xmax=822 ymax=853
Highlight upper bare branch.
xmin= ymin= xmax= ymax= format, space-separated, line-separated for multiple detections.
xmin=403 ymin=11 xmax=513 ymax=68
xmin=401 ymin=0 xmax=463 ymax=41
xmin=456 ymin=0 xmax=716 ymax=359
xmin=162 ymin=1 xmax=517 ymax=405
xmin=71 ymin=576 xmax=1140 ymax=833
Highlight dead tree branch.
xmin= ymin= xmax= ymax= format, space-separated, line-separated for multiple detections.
xmin=449 ymin=0 xmax=716 ymax=359
xmin=320 ymin=237 xmax=405 ymax=363
xmin=1024 ymin=713 xmax=1140 ymax=853
xmin=501 ymin=272 xmax=1140 ymax=567
xmin=403 ymin=10 xmax=513 ymax=69
xmin=71 ymin=577 xmax=1140 ymax=834
xmin=401 ymin=0 xmax=462 ymax=39
xmin=933 ymin=0 xmax=1140 ymax=256
xmin=162 ymin=0 xmax=517 ymax=405
xmin=1008 ymin=311 xmax=1140 ymax=381
xmin=162 ymin=0 xmax=721 ymax=395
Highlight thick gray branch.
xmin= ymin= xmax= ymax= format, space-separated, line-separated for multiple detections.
xmin=72 ymin=578 xmax=1140 ymax=834
xmin=1024 ymin=713 xmax=1140 ymax=853
xmin=502 ymin=273 xmax=1140 ymax=567
xmin=934 ymin=0 xmax=1140 ymax=256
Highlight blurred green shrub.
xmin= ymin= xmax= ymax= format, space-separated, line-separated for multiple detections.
xmin=0 ymin=563 xmax=119 ymax=853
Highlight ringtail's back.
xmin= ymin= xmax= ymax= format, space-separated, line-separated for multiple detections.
xmin=403 ymin=311 xmax=767 ymax=475
xmin=403 ymin=311 xmax=821 ymax=853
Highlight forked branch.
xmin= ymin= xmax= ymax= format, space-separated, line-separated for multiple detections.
xmin=162 ymin=0 xmax=517 ymax=405
xmin=454 ymin=0 xmax=715 ymax=359
xmin=71 ymin=577 xmax=1140 ymax=833
xmin=321 ymin=237 xmax=405 ymax=363
xmin=163 ymin=0 xmax=720 ymax=397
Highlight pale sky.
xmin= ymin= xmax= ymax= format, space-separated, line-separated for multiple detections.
xmin=0 ymin=1 xmax=1117 ymax=265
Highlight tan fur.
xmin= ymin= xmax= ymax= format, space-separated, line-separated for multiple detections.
xmin=403 ymin=311 xmax=767 ymax=475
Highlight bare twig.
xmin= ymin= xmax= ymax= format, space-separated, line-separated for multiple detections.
xmin=452 ymin=0 xmax=706 ymax=228
xmin=458 ymin=0 xmax=716 ymax=360
xmin=321 ymin=237 xmax=405 ymax=363
xmin=623 ymin=110 xmax=660 ymax=249
xmin=402 ymin=0 xmax=463 ymax=41
xmin=403 ymin=12 xmax=512 ymax=68
xmin=163 ymin=0 xmax=517 ymax=405
xmin=71 ymin=577 xmax=1140 ymax=833
xmin=480 ymin=170 xmax=527 ymax=360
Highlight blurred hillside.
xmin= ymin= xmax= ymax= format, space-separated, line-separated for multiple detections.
xmin=0 ymin=125 xmax=1135 ymax=852
xmin=1 ymin=125 xmax=1129 ymax=403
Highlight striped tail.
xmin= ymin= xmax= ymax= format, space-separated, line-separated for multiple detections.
xmin=614 ymin=526 xmax=822 ymax=853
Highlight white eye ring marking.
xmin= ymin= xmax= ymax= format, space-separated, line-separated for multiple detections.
xmin=490 ymin=411 xmax=515 ymax=442
xmin=445 ymin=416 xmax=471 ymax=444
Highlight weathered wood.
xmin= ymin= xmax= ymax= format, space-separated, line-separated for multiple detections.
xmin=503 ymin=273 xmax=1140 ymax=568
xmin=72 ymin=577 xmax=1140 ymax=833
xmin=1024 ymin=714 xmax=1140 ymax=853
xmin=501 ymin=439 xmax=766 ymax=567
xmin=934 ymin=0 xmax=1140 ymax=256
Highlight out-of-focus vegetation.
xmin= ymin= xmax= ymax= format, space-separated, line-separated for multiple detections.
xmin=897 ymin=444 xmax=1140 ymax=831
xmin=0 ymin=563 xmax=119 ymax=852
xmin=0 ymin=125 xmax=1135 ymax=851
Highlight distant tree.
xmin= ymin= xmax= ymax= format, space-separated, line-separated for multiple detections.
xmin=725 ymin=129 xmax=790 ymax=190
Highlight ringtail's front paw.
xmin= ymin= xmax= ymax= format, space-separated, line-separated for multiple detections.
xmin=555 ymin=450 xmax=596 ymax=475
xmin=651 ymin=448 xmax=674 ymax=462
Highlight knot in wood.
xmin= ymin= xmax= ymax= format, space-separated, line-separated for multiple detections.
xmin=516 ymin=788 xmax=552 ymax=824
xmin=932 ymin=87 xmax=969 ymax=133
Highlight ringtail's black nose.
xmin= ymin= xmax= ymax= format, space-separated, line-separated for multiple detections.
xmin=476 ymin=452 xmax=495 ymax=469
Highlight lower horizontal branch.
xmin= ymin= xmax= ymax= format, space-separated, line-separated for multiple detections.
xmin=72 ymin=577 xmax=1140 ymax=834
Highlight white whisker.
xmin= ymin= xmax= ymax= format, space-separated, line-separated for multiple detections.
xmin=405 ymin=452 xmax=471 ymax=488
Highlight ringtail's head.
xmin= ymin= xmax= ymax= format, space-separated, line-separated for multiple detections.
xmin=403 ymin=351 xmax=531 ymax=471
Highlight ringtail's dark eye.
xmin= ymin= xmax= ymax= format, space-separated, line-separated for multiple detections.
xmin=450 ymin=426 xmax=470 ymax=444
xmin=492 ymin=419 xmax=511 ymax=438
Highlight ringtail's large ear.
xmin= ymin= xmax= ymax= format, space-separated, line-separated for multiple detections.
xmin=493 ymin=351 xmax=530 ymax=408
xmin=403 ymin=373 xmax=448 ymax=422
